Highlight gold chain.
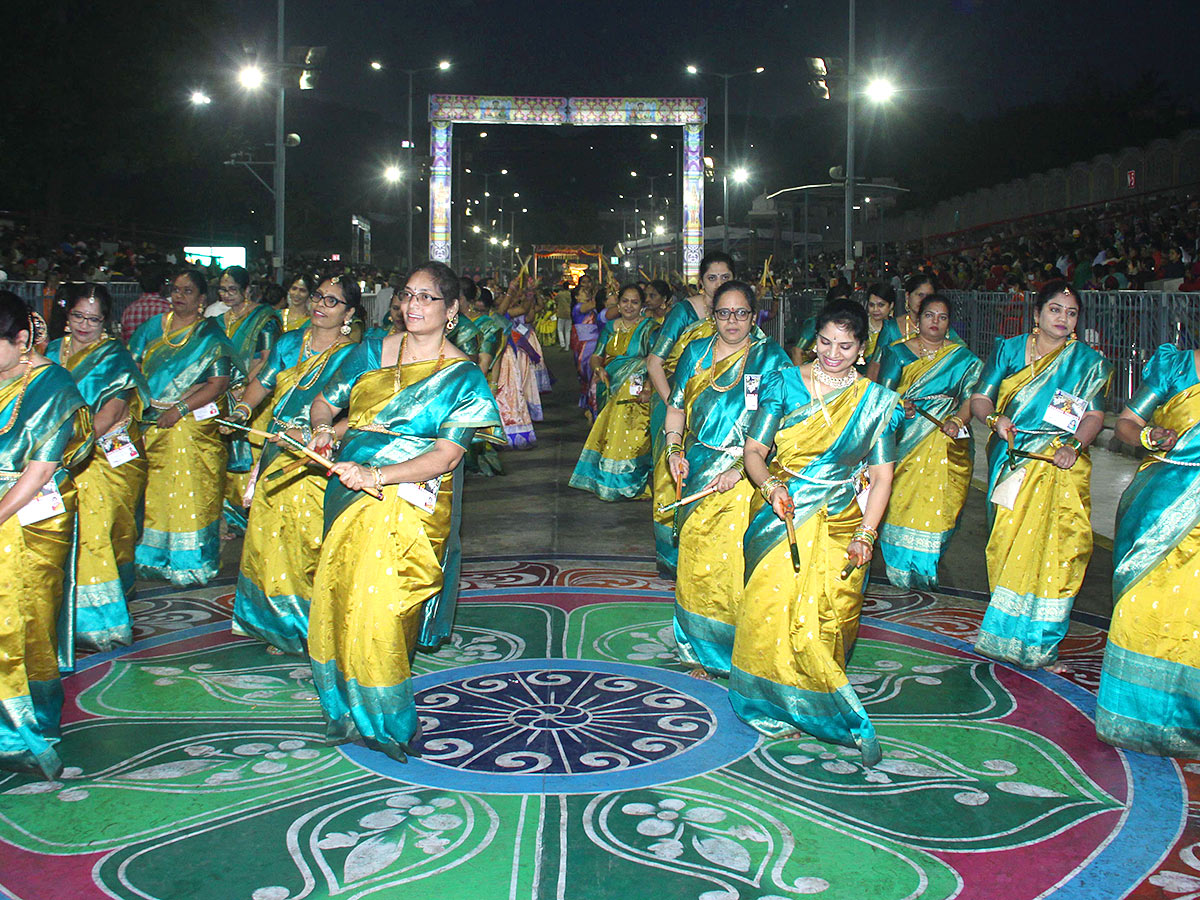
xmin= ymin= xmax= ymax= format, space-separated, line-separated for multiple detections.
xmin=0 ymin=361 xmax=35 ymax=437
xmin=394 ymin=333 xmax=447 ymax=391
xmin=160 ymin=312 xmax=196 ymax=349
xmin=706 ymin=340 xmax=749 ymax=393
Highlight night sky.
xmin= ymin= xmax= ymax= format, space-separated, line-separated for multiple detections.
xmin=8 ymin=0 xmax=1200 ymax=264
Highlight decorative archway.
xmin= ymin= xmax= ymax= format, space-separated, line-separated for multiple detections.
xmin=428 ymin=95 xmax=707 ymax=280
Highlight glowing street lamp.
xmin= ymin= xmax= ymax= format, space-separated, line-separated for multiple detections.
xmin=238 ymin=65 xmax=265 ymax=90
xmin=190 ymin=90 xmax=212 ymax=106
xmin=864 ymin=77 xmax=897 ymax=104
xmin=369 ymin=60 xmax=383 ymax=71
xmin=383 ymin=165 xmax=402 ymax=183
xmin=731 ymin=167 xmax=750 ymax=184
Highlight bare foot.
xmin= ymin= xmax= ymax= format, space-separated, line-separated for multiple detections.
xmin=266 ymin=645 xmax=285 ymax=656
xmin=1045 ymin=662 xmax=1071 ymax=674
xmin=688 ymin=667 xmax=714 ymax=681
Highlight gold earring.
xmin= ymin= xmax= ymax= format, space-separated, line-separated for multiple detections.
xmin=1070 ymin=330 xmax=1077 ymax=341
xmin=857 ymin=350 xmax=866 ymax=366
xmin=1032 ymin=324 xmax=1040 ymax=335
xmin=340 ymin=321 xmax=352 ymax=336
xmin=446 ymin=313 xmax=459 ymax=331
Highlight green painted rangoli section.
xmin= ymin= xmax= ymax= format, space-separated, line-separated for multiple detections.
xmin=0 ymin=595 xmax=1132 ymax=900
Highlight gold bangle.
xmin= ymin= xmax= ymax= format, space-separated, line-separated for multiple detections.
xmin=1140 ymin=425 xmax=1159 ymax=451
xmin=759 ymin=476 xmax=785 ymax=504
xmin=314 ymin=424 xmax=336 ymax=437
xmin=946 ymin=415 xmax=965 ymax=430
xmin=371 ymin=466 xmax=384 ymax=491
xmin=985 ymin=413 xmax=1000 ymax=430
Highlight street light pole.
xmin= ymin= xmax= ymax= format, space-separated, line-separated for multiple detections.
xmin=722 ymin=74 xmax=730 ymax=252
xmin=406 ymin=69 xmax=414 ymax=272
xmin=272 ymin=0 xmax=285 ymax=283
xmin=843 ymin=0 xmax=856 ymax=282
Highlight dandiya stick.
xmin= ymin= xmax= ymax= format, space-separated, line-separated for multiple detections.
xmin=784 ymin=512 xmax=801 ymax=573
xmin=656 ymin=485 xmax=718 ymax=514
xmin=216 ymin=419 xmax=383 ymax=500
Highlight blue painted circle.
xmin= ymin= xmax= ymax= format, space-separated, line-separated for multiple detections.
xmin=339 ymin=659 xmax=761 ymax=794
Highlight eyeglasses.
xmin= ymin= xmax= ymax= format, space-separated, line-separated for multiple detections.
xmin=69 ymin=311 xmax=104 ymax=326
xmin=402 ymin=289 xmax=445 ymax=305
xmin=169 ymin=285 xmax=198 ymax=296
xmin=714 ymin=308 xmax=753 ymax=321
xmin=217 ymin=285 xmax=243 ymax=296
xmin=311 ymin=291 xmax=347 ymax=308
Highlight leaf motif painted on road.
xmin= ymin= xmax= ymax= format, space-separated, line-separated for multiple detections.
xmin=691 ymin=834 xmax=751 ymax=872
xmin=114 ymin=760 xmax=220 ymax=781
xmin=343 ymin=833 xmax=405 ymax=883
xmin=207 ymin=674 xmax=288 ymax=690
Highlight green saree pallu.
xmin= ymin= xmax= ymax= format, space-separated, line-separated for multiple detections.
xmin=731 ymin=370 xmax=901 ymax=766
xmin=1098 ymin=345 xmax=1200 ymax=756
xmin=221 ymin=304 xmax=282 ymax=533
xmin=308 ymin=339 xmax=503 ymax=761
xmin=876 ymin=341 xmax=982 ymax=589
xmin=569 ymin=317 xmax=658 ymax=500
xmin=47 ymin=336 xmax=151 ymax=652
xmin=129 ymin=313 xmax=237 ymax=586
xmin=648 ymin=301 xmax=708 ymax=576
xmin=974 ymin=335 xmax=1111 ymax=668
xmin=233 ymin=327 xmax=358 ymax=655
xmin=670 ymin=333 xmax=791 ymax=675
xmin=0 ymin=363 xmax=90 ymax=778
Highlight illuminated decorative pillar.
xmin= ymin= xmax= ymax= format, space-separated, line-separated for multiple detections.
xmin=682 ymin=123 xmax=704 ymax=282
xmin=429 ymin=119 xmax=453 ymax=263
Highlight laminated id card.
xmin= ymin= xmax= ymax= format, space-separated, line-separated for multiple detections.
xmin=395 ymin=475 xmax=443 ymax=513
xmin=1042 ymin=389 xmax=1086 ymax=433
xmin=515 ymin=323 xmax=530 ymax=336
xmin=99 ymin=425 xmax=140 ymax=467
xmin=744 ymin=373 xmax=762 ymax=410
xmin=629 ymin=374 xmax=644 ymax=396
xmin=192 ymin=402 xmax=221 ymax=421
xmin=18 ymin=481 xmax=66 ymax=525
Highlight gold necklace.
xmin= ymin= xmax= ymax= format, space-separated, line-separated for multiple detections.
xmin=813 ymin=362 xmax=857 ymax=389
xmin=394 ymin=334 xmax=447 ymax=391
xmin=916 ymin=337 xmax=945 ymax=360
xmin=224 ymin=302 xmax=251 ymax=334
xmin=707 ymin=339 xmax=749 ymax=393
xmin=160 ymin=311 xmax=195 ymax=348
xmin=0 ymin=361 xmax=34 ymax=437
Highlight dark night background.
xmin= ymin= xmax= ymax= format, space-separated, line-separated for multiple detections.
xmin=3 ymin=0 xmax=1198 ymax=266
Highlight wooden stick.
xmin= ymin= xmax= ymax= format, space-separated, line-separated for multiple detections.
xmin=840 ymin=558 xmax=864 ymax=580
xmin=217 ymin=420 xmax=383 ymax=500
xmin=657 ymin=485 xmax=718 ymax=514
xmin=784 ymin=513 xmax=801 ymax=573
xmin=912 ymin=404 xmax=948 ymax=430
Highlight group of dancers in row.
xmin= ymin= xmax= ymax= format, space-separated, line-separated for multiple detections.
xmin=0 ymin=249 xmax=1194 ymax=782
xmin=0 ymin=262 xmax=520 ymax=778
xmin=567 ymin=251 xmax=1198 ymax=763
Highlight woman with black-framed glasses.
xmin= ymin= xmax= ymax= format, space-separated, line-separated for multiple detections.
xmin=46 ymin=284 xmax=151 ymax=653
xmin=226 ymin=276 xmax=362 ymax=655
xmin=663 ymin=281 xmax=790 ymax=679
xmin=304 ymin=262 xmax=504 ymax=761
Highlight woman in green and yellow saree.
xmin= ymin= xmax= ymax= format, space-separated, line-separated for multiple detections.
xmin=306 ymin=262 xmax=503 ymax=761
xmin=129 ymin=270 xmax=235 ymax=586
xmin=228 ymin=277 xmax=361 ymax=655
xmin=646 ymin=251 xmax=733 ymax=576
xmin=0 ymin=293 xmax=91 ymax=777
xmin=969 ymin=280 xmax=1111 ymax=671
xmin=215 ymin=266 xmax=282 ymax=533
xmin=876 ymin=294 xmax=982 ymax=589
xmin=1097 ymin=344 xmax=1200 ymax=756
xmin=665 ymin=281 xmax=790 ymax=677
xmin=47 ymin=284 xmax=150 ymax=652
xmin=735 ymin=299 xmax=901 ymax=765
xmin=569 ymin=283 xmax=658 ymax=500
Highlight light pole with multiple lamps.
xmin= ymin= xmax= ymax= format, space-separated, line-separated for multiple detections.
xmin=685 ymin=63 xmax=764 ymax=252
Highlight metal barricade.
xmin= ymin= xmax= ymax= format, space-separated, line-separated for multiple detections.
xmin=767 ymin=288 xmax=1200 ymax=412
xmin=4 ymin=280 xmax=144 ymax=328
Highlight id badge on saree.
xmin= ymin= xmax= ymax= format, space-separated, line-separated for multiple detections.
xmin=629 ymin=373 xmax=644 ymax=397
xmin=515 ymin=323 xmax=530 ymax=337
xmin=18 ymin=481 xmax=66 ymax=525
xmin=853 ymin=468 xmax=871 ymax=515
xmin=99 ymin=425 xmax=140 ymax=467
xmin=396 ymin=475 xmax=443 ymax=513
xmin=744 ymin=373 xmax=762 ymax=410
xmin=991 ymin=466 xmax=1027 ymax=510
xmin=192 ymin=401 xmax=220 ymax=421
xmin=1042 ymin=388 xmax=1086 ymax=433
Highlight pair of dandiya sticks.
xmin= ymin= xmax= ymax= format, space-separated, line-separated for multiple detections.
xmin=656 ymin=468 xmax=820 ymax=579
xmin=216 ymin=418 xmax=385 ymax=501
